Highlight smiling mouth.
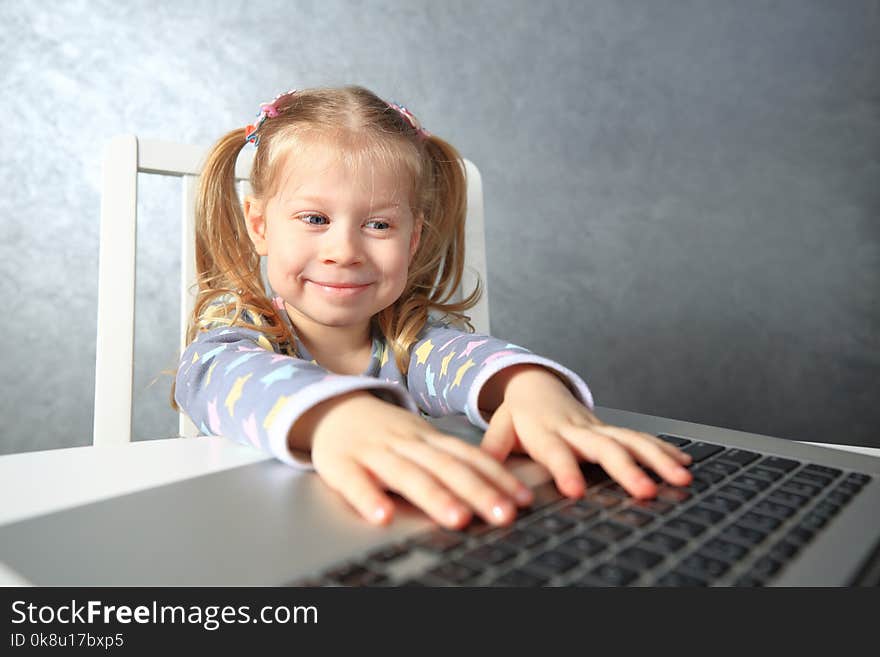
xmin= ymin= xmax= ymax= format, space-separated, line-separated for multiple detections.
xmin=309 ymin=281 xmax=371 ymax=288
xmin=306 ymin=280 xmax=372 ymax=296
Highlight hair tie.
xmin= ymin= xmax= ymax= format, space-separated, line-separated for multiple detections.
xmin=388 ymin=101 xmax=431 ymax=139
xmin=244 ymin=89 xmax=298 ymax=147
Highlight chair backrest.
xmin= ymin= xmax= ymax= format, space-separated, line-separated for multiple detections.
xmin=93 ymin=135 xmax=490 ymax=446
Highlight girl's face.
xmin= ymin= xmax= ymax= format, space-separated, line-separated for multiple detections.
xmin=244 ymin=138 xmax=422 ymax=341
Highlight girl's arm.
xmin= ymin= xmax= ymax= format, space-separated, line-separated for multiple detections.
xmin=404 ymin=323 xmax=594 ymax=428
xmin=175 ymin=325 xmax=420 ymax=468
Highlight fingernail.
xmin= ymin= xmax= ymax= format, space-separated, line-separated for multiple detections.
xmin=372 ymin=506 xmax=388 ymax=524
xmin=514 ymin=486 xmax=533 ymax=506
xmin=491 ymin=499 xmax=514 ymax=523
xmin=446 ymin=504 xmax=467 ymax=526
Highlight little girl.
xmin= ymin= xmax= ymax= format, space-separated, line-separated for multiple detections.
xmin=174 ymin=85 xmax=692 ymax=531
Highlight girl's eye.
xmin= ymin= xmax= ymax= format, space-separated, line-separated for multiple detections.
xmin=300 ymin=214 xmax=328 ymax=226
xmin=366 ymin=220 xmax=391 ymax=230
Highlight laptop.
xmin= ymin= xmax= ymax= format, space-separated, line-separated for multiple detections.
xmin=0 ymin=407 xmax=877 ymax=586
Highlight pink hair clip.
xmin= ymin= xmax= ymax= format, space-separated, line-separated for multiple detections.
xmin=245 ymin=89 xmax=298 ymax=147
xmin=388 ymin=101 xmax=431 ymax=139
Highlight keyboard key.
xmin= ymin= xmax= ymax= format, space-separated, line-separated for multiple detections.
xmin=767 ymin=490 xmax=810 ymax=510
xmin=462 ymin=543 xmax=517 ymax=566
xmin=640 ymin=531 xmax=687 ymax=554
xmin=745 ymin=465 xmax=785 ymax=482
xmin=588 ymin=521 xmax=633 ymax=542
xmin=610 ymin=508 xmax=655 ymax=528
xmin=427 ymin=561 xmax=481 ymax=585
xmin=332 ymin=566 xmax=387 ymax=587
xmin=658 ymin=434 xmax=691 ymax=447
xmin=702 ymin=538 xmax=750 ymax=562
xmin=716 ymin=449 xmax=760 ymax=467
xmin=732 ymin=475 xmax=771 ymax=492
xmin=602 ymin=482 xmax=632 ymax=498
xmin=812 ymin=501 xmax=841 ymax=519
xmin=753 ymin=500 xmax=796 ymax=519
xmin=679 ymin=552 xmax=730 ymax=579
xmin=758 ymin=456 xmax=800 ymax=473
xmin=682 ymin=442 xmax=725 ymax=463
xmin=701 ymin=494 xmax=742 ymax=514
xmin=733 ymin=575 xmax=764 ymax=587
xmin=368 ymin=543 xmax=410 ymax=563
xmin=663 ymin=518 xmax=707 ymax=538
xmin=845 ymin=473 xmax=871 ymax=486
xmin=583 ymin=491 xmax=623 ymax=509
xmin=496 ymin=528 xmax=547 ymax=551
xmin=587 ymin=562 xmax=639 ymax=586
xmin=739 ymin=512 xmax=782 ymax=532
xmin=700 ymin=460 xmax=741 ymax=477
xmin=804 ymin=464 xmax=842 ymax=479
xmin=691 ymin=467 xmax=725 ymax=484
xmin=491 ymin=568 xmax=548 ymax=587
xmin=560 ymin=534 xmax=608 ymax=558
xmin=792 ymin=471 xmax=833 ymax=488
xmin=834 ymin=481 xmax=862 ymax=496
xmin=798 ymin=513 xmax=828 ymax=531
xmin=780 ymin=480 xmax=822 ymax=498
xmin=656 ymin=571 xmax=707 ymax=587
xmin=656 ymin=485 xmax=692 ymax=504
xmin=325 ymin=562 xmax=370 ymax=582
xmin=688 ymin=478 xmax=711 ymax=493
xmin=824 ymin=490 xmax=851 ymax=506
xmin=784 ymin=526 xmax=815 ymax=546
xmin=717 ymin=484 xmax=758 ymax=502
xmin=528 ymin=549 xmax=580 ymax=574
xmin=628 ymin=498 xmax=675 ymax=515
xmin=681 ymin=505 xmax=725 ymax=525
xmin=769 ymin=541 xmax=799 ymax=561
xmin=720 ymin=524 xmax=768 ymax=546
xmin=617 ymin=546 xmax=664 ymax=569
xmin=412 ymin=529 xmax=464 ymax=553
xmin=556 ymin=501 xmax=600 ymax=522
xmin=530 ymin=513 xmax=577 ymax=536
xmin=749 ymin=556 xmax=782 ymax=579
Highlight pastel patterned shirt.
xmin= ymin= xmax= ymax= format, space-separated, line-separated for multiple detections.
xmin=175 ymin=297 xmax=594 ymax=469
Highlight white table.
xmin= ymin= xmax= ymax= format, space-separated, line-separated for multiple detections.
xmin=2 ymin=410 xmax=878 ymax=586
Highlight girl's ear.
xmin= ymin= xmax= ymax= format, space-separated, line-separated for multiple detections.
xmin=409 ymin=213 xmax=423 ymax=261
xmin=244 ymin=196 xmax=269 ymax=256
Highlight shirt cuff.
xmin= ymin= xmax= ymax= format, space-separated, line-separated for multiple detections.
xmin=264 ymin=376 xmax=421 ymax=469
xmin=465 ymin=354 xmax=595 ymax=430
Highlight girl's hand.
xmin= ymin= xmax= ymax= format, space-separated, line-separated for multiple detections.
xmin=479 ymin=367 xmax=693 ymax=499
xmin=303 ymin=391 xmax=535 ymax=529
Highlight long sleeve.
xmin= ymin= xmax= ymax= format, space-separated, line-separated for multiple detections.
xmin=175 ymin=324 xmax=419 ymax=469
xmin=404 ymin=323 xmax=594 ymax=430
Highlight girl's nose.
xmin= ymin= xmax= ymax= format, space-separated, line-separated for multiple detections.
xmin=320 ymin=226 xmax=364 ymax=265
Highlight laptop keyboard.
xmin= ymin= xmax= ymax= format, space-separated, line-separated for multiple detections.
xmin=289 ymin=434 xmax=873 ymax=587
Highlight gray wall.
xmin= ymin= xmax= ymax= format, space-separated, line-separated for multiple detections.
xmin=1 ymin=0 xmax=878 ymax=455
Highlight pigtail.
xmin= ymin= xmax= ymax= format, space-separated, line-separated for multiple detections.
xmin=186 ymin=128 xmax=291 ymax=348
xmin=376 ymin=133 xmax=483 ymax=376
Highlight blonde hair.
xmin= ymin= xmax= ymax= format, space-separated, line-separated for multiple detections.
xmin=185 ymin=85 xmax=482 ymax=377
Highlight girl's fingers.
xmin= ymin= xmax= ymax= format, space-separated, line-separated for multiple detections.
xmin=358 ymin=447 xmax=472 ymax=530
xmin=315 ymin=457 xmax=396 ymax=526
xmin=515 ymin=432 xmax=589 ymax=499
xmin=389 ymin=437 xmax=518 ymax=525
xmin=480 ymin=404 xmax=524 ymax=461
xmin=593 ymin=425 xmax=692 ymax=486
xmin=425 ymin=433 xmax=534 ymax=508
xmin=557 ymin=426 xmax=657 ymax=498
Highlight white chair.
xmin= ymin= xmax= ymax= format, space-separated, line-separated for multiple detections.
xmin=93 ymin=135 xmax=490 ymax=446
